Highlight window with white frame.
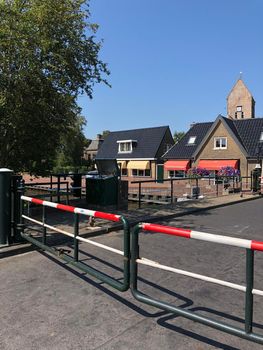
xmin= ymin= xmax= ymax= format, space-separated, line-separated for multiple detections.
xmin=214 ymin=137 xmax=227 ymax=149
xmin=260 ymin=131 xmax=263 ymax=142
xmin=132 ymin=169 xmax=151 ymax=177
xmin=168 ymin=170 xmax=185 ymax=178
xmin=188 ymin=136 xmax=196 ymax=145
xmin=117 ymin=140 xmax=137 ymax=153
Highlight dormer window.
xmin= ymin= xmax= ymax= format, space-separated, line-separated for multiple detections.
xmin=188 ymin=136 xmax=196 ymax=145
xmin=117 ymin=140 xmax=137 ymax=153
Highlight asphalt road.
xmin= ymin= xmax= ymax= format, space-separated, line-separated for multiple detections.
xmin=0 ymin=198 xmax=263 ymax=350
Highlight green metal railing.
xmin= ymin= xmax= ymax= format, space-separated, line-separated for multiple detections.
xmin=130 ymin=223 xmax=263 ymax=345
xmin=18 ymin=191 xmax=130 ymax=292
xmin=131 ymin=175 xmax=241 ymax=208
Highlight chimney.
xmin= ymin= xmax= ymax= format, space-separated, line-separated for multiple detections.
xmin=190 ymin=122 xmax=196 ymax=129
xmin=97 ymin=134 xmax=102 ymax=140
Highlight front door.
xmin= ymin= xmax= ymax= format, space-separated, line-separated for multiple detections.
xmin=157 ymin=164 xmax=164 ymax=183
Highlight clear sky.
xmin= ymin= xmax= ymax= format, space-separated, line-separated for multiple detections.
xmin=78 ymin=0 xmax=263 ymax=139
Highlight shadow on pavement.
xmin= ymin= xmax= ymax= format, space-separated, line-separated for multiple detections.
xmin=37 ymin=249 xmax=256 ymax=350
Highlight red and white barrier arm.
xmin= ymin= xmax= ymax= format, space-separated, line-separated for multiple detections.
xmin=21 ymin=196 xmax=121 ymax=222
xmin=141 ymin=223 xmax=263 ymax=252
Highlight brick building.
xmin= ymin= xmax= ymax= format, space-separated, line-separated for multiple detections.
xmin=163 ymin=79 xmax=263 ymax=179
xmin=83 ymin=134 xmax=104 ymax=162
xmin=96 ymin=126 xmax=174 ymax=183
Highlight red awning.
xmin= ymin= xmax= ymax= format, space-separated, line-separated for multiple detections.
xmin=164 ymin=160 xmax=190 ymax=171
xmin=198 ymin=160 xmax=238 ymax=171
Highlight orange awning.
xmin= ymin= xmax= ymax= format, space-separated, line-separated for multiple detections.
xmin=198 ymin=160 xmax=238 ymax=171
xmin=164 ymin=160 xmax=190 ymax=171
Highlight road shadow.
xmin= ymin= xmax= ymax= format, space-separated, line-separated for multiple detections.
xmin=157 ymin=306 xmax=263 ymax=349
xmin=36 ymin=249 xmax=261 ymax=350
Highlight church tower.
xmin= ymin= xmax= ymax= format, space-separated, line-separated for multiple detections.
xmin=227 ymin=78 xmax=255 ymax=119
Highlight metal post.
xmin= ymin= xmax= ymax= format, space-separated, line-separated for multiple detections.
xmin=74 ymin=213 xmax=79 ymax=261
xmin=245 ymin=249 xmax=254 ymax=333
xmin=50 ymin=175 xmax=53 ymax=202
xmin=66 ymin=181 xmax=69 ymax=205
xmin=57 ymin=175 xmax=61 ymax=203
xmin=17 ymin=179 xmax=25 ymax=240
xmin=138 ymin=182 xmax=141 ymax=208
xmin=170 ymin=179 xmax=173 ymax=204
xmin=0 ymin=168 xmax=13 ymax=245
xmin=216 ymin=175 xmax=219 ymax=196
xmin=42 ymin=206 xmax=47 ymax=245
xmin=11 ymin=175 xmax=22 ymax=243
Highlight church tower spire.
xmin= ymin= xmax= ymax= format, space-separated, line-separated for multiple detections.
xmin=227 ymin=77 xmax=255 ymax=119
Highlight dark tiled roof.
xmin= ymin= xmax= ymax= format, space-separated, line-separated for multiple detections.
xmin=233 ymin=118 xmax=263 ymax=157
xmin=163 ymin=122 xmax=213 ymax=159
xmin=163 ymin=117 xmax=263 ymax=160
xmin=85 ymin=139 xmax=103 ymax=151
xmin=96 ymin=126 xmax=171 ymax=159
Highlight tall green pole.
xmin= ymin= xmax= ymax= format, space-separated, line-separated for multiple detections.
xmin=0 ymin=168 xmax=13 ymax=245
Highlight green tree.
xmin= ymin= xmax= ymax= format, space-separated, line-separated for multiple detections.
xmin=0 ymin=0 xmax=109 ymax=175
xmin=54 ymin=115 xmax=88 ymax=172
xmin=173 ymin=130 xmax=185 ymax=144
xmin=102 ymin=130 xmax=110 ymax=139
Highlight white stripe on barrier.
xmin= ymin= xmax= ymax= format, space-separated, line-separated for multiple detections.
xmin=190 ymin=230 xmax=251 ymax=249
xmin=22 ymin=215 xmax=123 ymax=256
xmin=74 ymin=208 xmax=96 ymax=216
xmin=77 ymin=236 xmax=124 ymax=256
xmin=137 ymin=257 xmax=263 ymax=297
xmin=22 ymin=215 xmax=74 ymax=237
xmin=43 ymin=201 xmax=58 ymax=208
xmin=21 ymin=195 xmax=33 ymax=202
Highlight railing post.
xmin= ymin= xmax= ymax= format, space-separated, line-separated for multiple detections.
xmin=245 ymin=249 xmax=254 ymax=334
xmin=11 ymin=174 xmax=22 ymax=243
xmin=17 ymin=179 xmax=25 ymax=240
xmin=216 ymin=175 xmax=219 ymax=197
xmin=131 ymin=224 xmax=140 ymax=291
xmin=138 ymin=182 xmax=141 ymax=208
xmin=50 ymin=174 xmax=53 ymax=202
xmin=66 ymin=181 xmax=69 ymax=205
xmin=42 ymin=206 xmax=47 ymax=245
xmin=57 ymin=175 xmax=61 ymax=203
xmin=170 ymin=179 xmax=173 ymax=204
xmin=74 ymin=213 xmax=79 ymax=261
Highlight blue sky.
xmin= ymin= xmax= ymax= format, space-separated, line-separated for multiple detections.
xmin=78 ymin=0 xmax=263 ymax=139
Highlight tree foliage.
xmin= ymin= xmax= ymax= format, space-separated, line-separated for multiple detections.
xmin=173 ymin=130 xmax=185 ymax=144
xmin=54 ymin=115 xmax=88 ymax=172
xmin=0 ymin=0 xmax=109 ymax=174
xmin=102 ymin=130 xmax=110 ymax=139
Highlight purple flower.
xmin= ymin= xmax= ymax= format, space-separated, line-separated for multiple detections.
xmin=218 ymin=166 xmax=240 ymax=177
xmin=187 ymin=167 xmax=210 ymax=177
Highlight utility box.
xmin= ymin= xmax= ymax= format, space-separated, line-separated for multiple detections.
xmin=86 ymin=159 xmax=128 ymax=208
xmin=86 ymin=176 xmax=118 ymax=206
